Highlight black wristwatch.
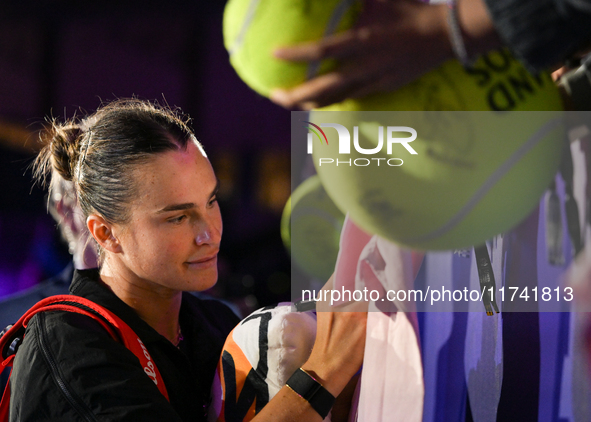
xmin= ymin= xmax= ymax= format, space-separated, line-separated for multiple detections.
xmin=286 ymin=368 xmax=336 ymax=419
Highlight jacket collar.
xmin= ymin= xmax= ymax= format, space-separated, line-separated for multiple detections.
xmin=70 ymin=268 xmax=172 ymax=345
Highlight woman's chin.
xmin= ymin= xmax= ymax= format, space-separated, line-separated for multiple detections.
xmin=184 ymin=269 xmax=219 ymax=292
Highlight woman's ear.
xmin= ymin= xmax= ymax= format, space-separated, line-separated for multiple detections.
xmin=87 ymin=215 xmax=122 ymax=253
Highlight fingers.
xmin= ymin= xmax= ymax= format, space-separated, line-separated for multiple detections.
xmin=269 ymin=62 xmax=376 ymax=109
xmin=273 ymin=29 xmax=372 ymax=63
xmin=270 ymin=53 xmax=406 ymax=109
xmin=270 ymin=72 xmax=351 ymax=110
xmin=552 ymin=65 xmax=570 ymax=82
xmin=270 ymin=16 xmax=403 ymax=109
xmin=266 ymin=0 xmax=453 ymax=109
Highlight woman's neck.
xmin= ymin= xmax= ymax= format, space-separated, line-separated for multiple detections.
xmin=99 ymin=260 xmax=183 ymax=345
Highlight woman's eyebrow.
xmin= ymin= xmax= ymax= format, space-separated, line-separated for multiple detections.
xmin=157 ymin=203 xmax=195 ymax=213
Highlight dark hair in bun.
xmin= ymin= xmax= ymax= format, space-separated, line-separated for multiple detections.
xmin=35 ymin=99 xmax=198 ymax=229
xmin=42 ymin=122 xmax=84 ymax=182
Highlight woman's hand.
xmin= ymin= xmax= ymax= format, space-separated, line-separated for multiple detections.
xmin=270 ymin=0 xmax=452 ymax=110
xmin=270 ymin=0 xmax=501 ymax=110
xmin=301 ymin=275 xmax=368 ymax=395
xmin=251 ymin=275 xmax=368 ymax=421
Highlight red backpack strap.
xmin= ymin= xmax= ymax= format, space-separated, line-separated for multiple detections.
xmin=0 ymin=372 xmax=10 ymax=422
xmin=0 ymin=294 xmax=169 ymax=420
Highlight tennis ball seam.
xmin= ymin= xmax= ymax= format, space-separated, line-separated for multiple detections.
xmin=400 ymin=116 xmax=562 ymax=244
xmin=305 ymin=0 xmax=360 ymax=80
xmin=227 ymin=0 xmax=261 ymax=57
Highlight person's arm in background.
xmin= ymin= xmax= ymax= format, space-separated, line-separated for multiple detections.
xmin=485 ymin=0 xmax=591 ymax=71
xmin=270 ymin=0 xmax=591 ymax=110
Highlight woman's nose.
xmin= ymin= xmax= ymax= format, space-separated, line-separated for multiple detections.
xmin=195 ymin=229 xmax=211 ymax=245
xmin=194 ymin=217 xmax=222 ymax=246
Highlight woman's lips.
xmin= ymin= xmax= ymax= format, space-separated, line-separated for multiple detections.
xmin=186 ymin=254 xmax=218 ymax=269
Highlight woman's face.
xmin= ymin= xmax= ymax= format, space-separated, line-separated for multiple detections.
xmin=112 ymin=139 xmax=222 ymax=292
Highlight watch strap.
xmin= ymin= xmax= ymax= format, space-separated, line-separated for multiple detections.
xmin=286 ymin=368 xmax=335 ymax=419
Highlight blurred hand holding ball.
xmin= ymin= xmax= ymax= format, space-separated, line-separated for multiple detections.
xmin=223 ymin=0 xmax=362 ymax=98
xmin=224 ymin=0 xmax=565 ymax=250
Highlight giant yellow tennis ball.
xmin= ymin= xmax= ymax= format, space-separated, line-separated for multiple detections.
xmin=223 ymin=0 xmax=362 ymax=97
xmin=309 ymin=49 xmax=564 ymax=250
xmin=281 ymin=175 xmax=345 ymax=280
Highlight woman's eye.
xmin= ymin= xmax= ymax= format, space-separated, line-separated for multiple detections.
xmin=168 ymin=215 xmax=186 ymax=224
xmin=208 ymin=196 xmax=218 ymax=207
